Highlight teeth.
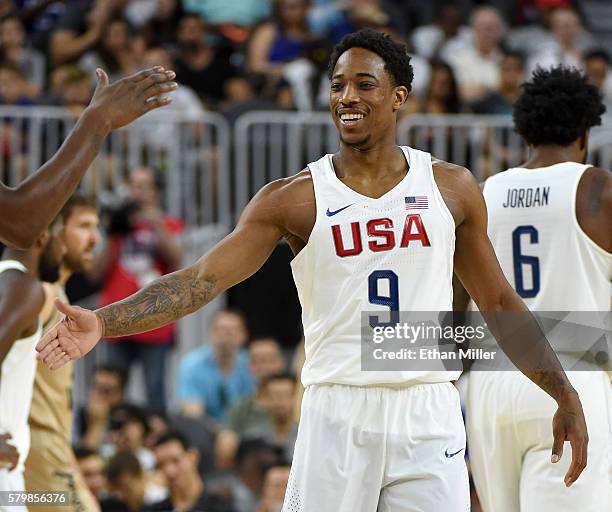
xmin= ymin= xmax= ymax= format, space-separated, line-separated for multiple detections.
xmin=340 ymin=113 xmax=365 ymax=121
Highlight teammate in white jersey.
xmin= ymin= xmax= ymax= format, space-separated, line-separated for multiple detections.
xmin=466 ymin=67 xmax=612 ymax=512
xmin=37 ymin=31 xmax=589 ymax=511
xmin=0 ymin=216 xmax=65 ymax=499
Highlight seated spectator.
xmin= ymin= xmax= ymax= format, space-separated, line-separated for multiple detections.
xmin=59 ymin=65 xmax=93 ymax=115
xmin=216 ymin=338 xmax=286 ymax=468
xmin=256 ymin=463 xmax=290 ymax=512
xmin=103 ymin=404 xmax=156 ymax=473
xmin=74 ymin=446 xmax=107 ymax=502
xmin=177 ymin=309 xmax=254 ymax=423
xmin=75 ymin=365 xmax=127 ymax=450
xmin=216 ymin=373 xmax=298 ymax=468
xmin=473 ymin=51 xmax=525 ymax=115
xmin=103 ymin=451 xmax=167 ymax=512
xmin=173 ymin=13 xmax=237 ymax=106
xmin=50 ymin=0 xmax=127 ymax=66
xmin=0 ymin=15 xmax=45 ymax=93
xmin=80 ymin=16 xmax=144 ymax=82
xmin=411 ymin=4 xmax=470 ymax=60
xmin=584 ymin=49 xmax=612 ymax=110
xmin=0 ymin=61 xmax=38 ymax=105
xmin=442 ymin=6 xmax=505 ymax=104
xmin=144 ymin=432 xmax=233 ymax=512
xmin=408 ymin=60 xmax=461 ymax=115
xmin=93 ymin=166 xmax=184 ymax=413
xmin=141 ymin=0 xmax=185 ymax=49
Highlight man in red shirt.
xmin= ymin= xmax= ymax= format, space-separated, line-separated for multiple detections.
xmin=96 ymin=166 xmax=184 ymax=412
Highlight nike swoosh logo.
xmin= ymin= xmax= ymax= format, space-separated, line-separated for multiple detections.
xmin=445 ymin=447 xmax=465 ymax=458
xmin=326 ymin=204 xmax=354 ymax=217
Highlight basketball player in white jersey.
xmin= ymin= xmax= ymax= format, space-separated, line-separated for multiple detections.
xmin=37 ymin=30 xmax=589 ymax=511
xmin=0 ymin=216 xmax=65 ymax=500
xmin=465 ymin=67 xmax=612 ymax=512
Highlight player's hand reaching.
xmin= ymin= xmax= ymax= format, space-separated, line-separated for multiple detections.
xmin=86 ymin=66 xmax=178 ymax=131
xmin=551 ymin=390 xmax=589 ymax=487
xmin=36 ymin=299 xmax=103 ymax=370
xmin=0 ymin=433 xmax=19 ymax=471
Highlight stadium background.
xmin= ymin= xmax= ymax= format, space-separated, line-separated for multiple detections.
xmin=1 ymin=0 xmax=611 ymax=510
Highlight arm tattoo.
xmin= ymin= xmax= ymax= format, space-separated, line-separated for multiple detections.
xmin=96 ymin=267 xmax=217 ymax=337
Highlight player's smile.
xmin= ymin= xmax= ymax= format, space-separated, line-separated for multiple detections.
xmin=337 ymin=108 xmax=368 ymax=127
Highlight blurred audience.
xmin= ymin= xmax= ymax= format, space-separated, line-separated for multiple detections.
xmin=177 ymin=308 xmax=254 ymax=423
xmin=256 ymin=463 xmax=290 ymax=512
xmin=472 ymin=50 xmax=525 ymax=115
xmin=74 ymin=446 xmax=107 ymax=502
xmin=94 ymin=166 xmax=184 ymax=413
xmin=0 ymin=61 xmax=38 ymax=105
xmin=411 ymin=5 xmax=469 ymax=60
xmin=584 ymin=49 xmax=612 ymax=110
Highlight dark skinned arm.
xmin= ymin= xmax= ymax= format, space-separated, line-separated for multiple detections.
xmin=450 ymin=165 xmax=588 ymax=487
xmin=0 ymin=66 xmax=177 ymax=249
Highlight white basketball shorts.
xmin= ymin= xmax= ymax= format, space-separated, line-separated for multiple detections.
xmin=283 ymin=381 xmax=470 ymax=512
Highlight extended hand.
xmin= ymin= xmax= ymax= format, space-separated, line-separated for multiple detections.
xmin=0 ymin=433 xmax=19 ymax=471
xmin=86 ymin=66 xmax=178 ymax=131
xmin=551 ymin=391 xmax=588 ymax=487
xmin=36 ymin=299 xmax=103 ymax=370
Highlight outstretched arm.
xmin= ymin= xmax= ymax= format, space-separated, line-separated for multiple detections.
xmin=451 ymin=166 xmax=588 ymax=487
xmin=0 ymin=67 xmax=177 ymax=248
xmin=36 ymin=179 xmax=291 ymax=365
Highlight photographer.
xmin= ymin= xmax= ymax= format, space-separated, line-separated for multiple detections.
xmin=93 ymin=167 xmax=183 ymax=413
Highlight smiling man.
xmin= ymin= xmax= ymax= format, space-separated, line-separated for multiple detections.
xmin=38 ymin=30 xmax=588 ymax=511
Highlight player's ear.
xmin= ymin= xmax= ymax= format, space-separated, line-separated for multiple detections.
xmin=393 ymin=86 xmax=409 ymax=111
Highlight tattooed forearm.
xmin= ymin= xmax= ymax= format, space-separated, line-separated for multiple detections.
xmin=95 ymin=267 xmax=217 ymax=338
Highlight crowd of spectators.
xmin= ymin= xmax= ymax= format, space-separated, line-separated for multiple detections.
xmin=0 ymin=0 xmax=610 ymax=117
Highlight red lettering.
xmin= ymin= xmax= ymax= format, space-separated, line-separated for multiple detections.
xmin=400 ymin=214 xmax=431 ymax=247
xmin=332 ymin=222 xmax=363 ymax=257
xmin=367 ymin=218 xmax=395 ymax=252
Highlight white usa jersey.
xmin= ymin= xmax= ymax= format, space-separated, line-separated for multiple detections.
xmin=291 ymin=146 xmax=460 ymax=387
xmin=483 ymin=163 xmax=612 ymax=312
xmin=0 ymin=261 xmax=41 ymax=474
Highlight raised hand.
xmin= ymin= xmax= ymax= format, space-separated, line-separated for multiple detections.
xmin=551 ymin=391 xmax=589 ymax=487
xmin=0 ymin=433 xmax=19 ymax=471
xmin=36 ymin=299 xmax=104 ymax=370
xmin=86 ymin=66 xmax=178 ymax=131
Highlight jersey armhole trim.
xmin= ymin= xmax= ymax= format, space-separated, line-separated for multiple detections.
xmin=290 ymin=165 xmax=319 ymax=268
xmin=571 ymin=166 xmax=612 ymax=259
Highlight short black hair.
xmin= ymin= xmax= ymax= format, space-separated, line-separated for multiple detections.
xmin=502 ymin=49 xmax=526 ymax=67
xmin=259 ymin=372 xmax=296 ymax=392
xmin=584 ymin=49 xmax=611 ymax=65
xmin=73 ymin=445 xmax=99 ymax=460
xmin=328 ymin=29 xmax=413 ymax=91
xmin=513 ymin=66 xmax=606 ymax=146
xmin=155 ymin=430 xmax=191 ymax=451
xmin=93 ymin=364 xmax=127 ymax=390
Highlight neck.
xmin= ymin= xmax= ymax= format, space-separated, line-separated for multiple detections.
xmin=273 ymin=416 xmax=293 ymax=436
xmin=172 ymin=475 xmax=203 ymax=507
xmin=335 ymin=133 xmax=404 ymax=179
xmin=2 ymin=249 xmax=38 ymax=276
xmin=58 ymin=265 xmax=72 ymax=287
xmin=215 ymin=349 xmax=237 ymax=372
xmin=522 ymin=144 xmax=583 ymax=168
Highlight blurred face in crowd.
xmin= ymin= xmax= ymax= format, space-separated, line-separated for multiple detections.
xmin=62 ymin=75 xmax=93 ymax=107
xmin=62 ymin=206 xmax=100 ymax=274
xmin=261 ymin=466 xmax=291 ymax=508
xmin=278 ymin=0 xmax=309 ymax=27
xmin=429 ymin=65 xmax=453 ymax=101
xmin=111 ymin=418 xmax=147 ymax=452
xmin=438 ymin=5 xmax=462 ymax=37
xmin=0 ymin=67 xmax=26 ymax=104
xmin=0 ymin=17 xmax=24 ymax=49
xmin=129 ymin=167 xmax=159 ymax=208
xmin=585 ymin=56 xmax=609 ymax=90
xmin=103 ymin=19 xmax=131 ymax=53
xmin=109 ymin=471 xmax=145 ymax=512
xmin=500 ymin=55 xmax=524 ymax=92
xmin=155 ymin=440 xmax=199 ymax=492
xmin=142 ymin=48 xmax=174 ymax=71
xmin=551 ymin=8 xmax=581 ymax=47
xmin=157 ymin=0 xmax=177 ymax=19
xmin=78 ymin=454 xmax=106 ymax=499
xmin=211 ymin=312 xmax=248 ymax=357
xmin=261 ymin=378 xmax=295 ymax=423
xmin=249 ymin=339 xmax=285 ymax=381
xmin=177 ymin=15 xmax=205 ymax=50
xmin=471 ymin=7 xmax=504 ymax=54
xmin=39 ymin=220 xmax=66 ymax=283
xmin=90 ymin=370 xmax=124 ymax=407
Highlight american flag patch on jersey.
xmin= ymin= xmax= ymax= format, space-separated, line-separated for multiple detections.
xmin=405 ymin=196 xmax=428 ymax=210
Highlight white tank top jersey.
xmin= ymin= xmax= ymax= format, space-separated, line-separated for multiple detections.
xmin=291 ymin=146 xmax=460 ymax=387
xmin=0 ymin=261 xmax=41 ymax=473
xmin=483 ymin=163 xmax=612 ymax=312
